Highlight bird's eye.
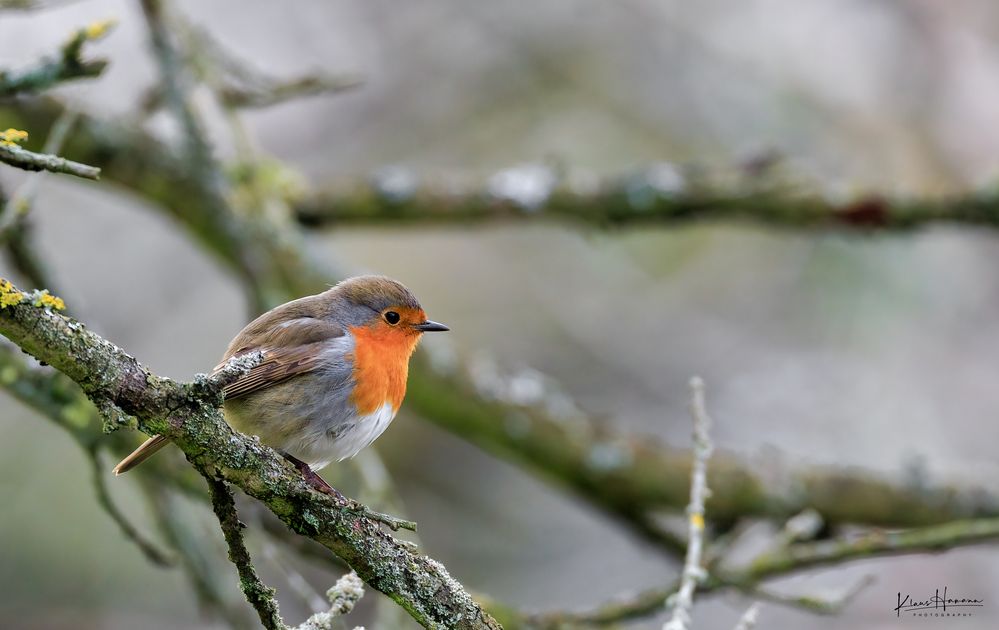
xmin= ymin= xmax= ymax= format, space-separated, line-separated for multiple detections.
xmin=384 ymin=311 xmax=401 ymax=325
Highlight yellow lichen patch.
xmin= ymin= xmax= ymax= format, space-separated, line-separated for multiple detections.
xmin=690 ymin=512 xmax=705 ymax=531
xmin=0 ymin=128 xmax=28 ymax=148
xmin=84 ymin=19 xmax=117 ymax=40
xmin=32 ymin=291 xmax=66 ymax=311
xmin=0 ymin=279 xmax=24 ymax=309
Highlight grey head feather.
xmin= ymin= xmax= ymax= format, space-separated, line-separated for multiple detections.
xmin=324 ymin=275 xmax=423 ymax=328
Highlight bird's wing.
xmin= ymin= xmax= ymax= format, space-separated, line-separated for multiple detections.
xmin=214 ymin=317 xmax=346 ymax=400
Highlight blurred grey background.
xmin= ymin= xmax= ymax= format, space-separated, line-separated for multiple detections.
xmin=2 ymin=1 xmax=999 ymax=628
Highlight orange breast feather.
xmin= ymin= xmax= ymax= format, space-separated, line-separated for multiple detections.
xmin=348 ymin=325 xmax=420 ymax=415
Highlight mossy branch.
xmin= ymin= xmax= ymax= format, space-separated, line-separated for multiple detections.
xmin=294 ymin=165 xmax=999 ymax=231
xmin=0 ymin=141 xmax=100 ymax=179
xmin=0 ymin=280 xmax=500 ymax=630
xmin=206 ymin=475 xmax=285 ymax=630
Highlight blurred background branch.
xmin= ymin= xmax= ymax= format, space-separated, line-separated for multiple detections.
xmin=0 ymin=18 xmax=113 ymax=97
xmin=0 ymin=134 xmax=99 ymax=179
xmin=295 ymin=165 xmax=999 ymax=231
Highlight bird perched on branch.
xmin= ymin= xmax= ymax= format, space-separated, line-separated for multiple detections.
xmin=113 ymin=275 xmax=448 ymax=493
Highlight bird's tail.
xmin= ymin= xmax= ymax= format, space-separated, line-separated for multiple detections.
xmin=112 ymin=434 xmax=170 ymax=475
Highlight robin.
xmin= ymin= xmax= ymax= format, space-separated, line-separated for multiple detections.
xmin=112 ymin=275 xmax=449 ymax=493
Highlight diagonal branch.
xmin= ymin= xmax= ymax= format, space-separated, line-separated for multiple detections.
xmin=0 ymin=19 xmax=114 ymax=97
xmin=88 ymin=445 xmax=176 ymax=567
xmin=0 ymin=280 xmax=500 ymax=630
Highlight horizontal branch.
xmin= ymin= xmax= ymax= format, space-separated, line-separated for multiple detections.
xmin=0 ymin=281 xmax=500 ymax=630
xmin=721 ymin=516 xmax=999 ymax=586
xmin=0 ymin=141 xmax=100 ymax=179
xmin=526 ymin=516 xmax=999 ymax=628
xmin=293 ymin=165 xmax=999 ymax=231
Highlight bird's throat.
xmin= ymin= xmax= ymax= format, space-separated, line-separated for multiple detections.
xmin=347 ymin=325 xmax=419 ymax=415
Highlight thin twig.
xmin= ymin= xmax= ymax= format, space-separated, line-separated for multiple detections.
xmin=88 ymin=446 xmax=175 ymax=567
xmin=145 ymin=483 xmax=252 ymax=627
xmin=171 ymin=14 xmax=362 ymax=110
xmin=0 ymin=108 xmax=80 ymax=235
xmin=0 ymin=20 xmax=114 ymax=96
xmin=0 ymin=142 xmax=99 ymax=180
xmin=0 ymin=182 xmax=59 ymax=292
xmin=260 ymin=533 xmax=328 ymax=613
xmin=292 ymin=571 xmax=365 ymax=630
xmin=209 ymin=477 xmax=369 ymax=630
xmin=0 ymin=219 xmax=57 ymax=291
xmin=205 ymin=474 xmax=286 ymax=630
xmin=732 ymin=603 xmax=760 ymax=630
xmin=663 ymin=376 xmax=714 ymax=630
xmin=744 ymin=574 xmax=873 ymax=615
xmin=716 ymin=519 xmax=999 ymax=586
xmin=139 ymin=0 xmax=214 ymax=169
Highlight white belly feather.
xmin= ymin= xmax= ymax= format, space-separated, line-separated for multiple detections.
xmin=288 ymin=401 xmax=397 ymax=470
xmin=331 ymin=402 xmax=397 ymax=462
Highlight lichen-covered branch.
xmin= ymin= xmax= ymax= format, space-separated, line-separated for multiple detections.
xmin=0 ymin=341 xmax=209 ymax=495
xmin=662 ymin=377 xmax=714 ymax=630
xmin=145 ymin=481 xmax=256 ymax=626
xmin=0 ymin=138 xmax=100 ymax=180
xmin=1 ymin=108 xmax=81 ymax=237
xmin=293 ymin=164 xmax=999 ymax=231
xmin=0 ymin=20 xmax=114 ymax=97
xmin=0 ymin=281 xmax=500 ymax=630
xmin=295 ymin=571 xmax=366 ymax=630
xmin=206 ymin=475 xmax=285 ymax=630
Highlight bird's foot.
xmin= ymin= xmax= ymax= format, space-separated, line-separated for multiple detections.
xmin=282 ymin=453 xmax=346 ymax=501
xmin=280 ymin=453 xmax=417 ymax=532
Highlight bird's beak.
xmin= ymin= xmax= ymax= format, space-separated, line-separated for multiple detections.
xmin=413 ymin=320 xmax=449 ymax=332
